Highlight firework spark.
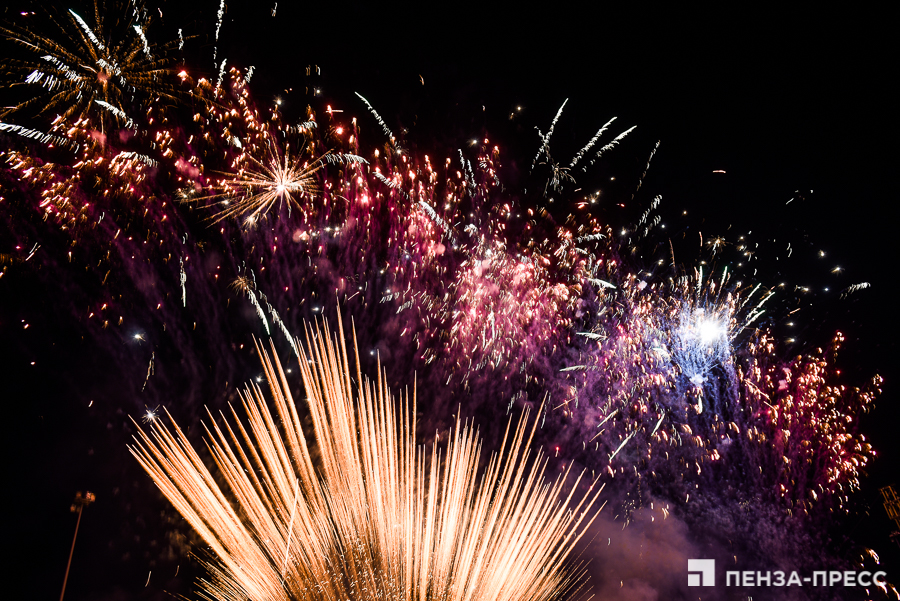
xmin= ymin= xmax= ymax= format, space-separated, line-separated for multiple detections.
xmin=198 ymin=128 xmax=367 ymax=226
xmin=131 ymin=317 xmax=604 ymax=601
xmin=141 ymin=404 xmax=160 ymax=423
xmin=0 ymin=1 xmax=188 ymax=128
xmin=1 ymin=50 xmax=886 ymax=596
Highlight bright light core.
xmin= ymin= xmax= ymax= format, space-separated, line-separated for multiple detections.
xmin=697 ymin=318 xmax=726 ymax=345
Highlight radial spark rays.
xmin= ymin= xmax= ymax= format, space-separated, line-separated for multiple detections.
xmin=198 ymin=130 xmax=367 ymax=227
xmin=0 ymin=0 xmax=185 ymax=127
xmin=209 ymin=139 xmax=317 ymax=226
xmin=131 ymin=318 xmax=604 ymax=601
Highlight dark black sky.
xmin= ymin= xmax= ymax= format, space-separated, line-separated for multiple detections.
xmin=1 ymin=1 xmax=896 ymax=600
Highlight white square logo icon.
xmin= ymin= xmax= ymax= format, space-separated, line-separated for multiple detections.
xmin=688 ymin=559 xmax=715 ymax=586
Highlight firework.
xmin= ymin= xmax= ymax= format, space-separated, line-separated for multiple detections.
xmin=1 ymin=42 xmax=887 ymax=597
xmin=0 ymin=0 xmax=187 ymax=128
xmin=131 ymin=317 xmax=604 ymax=601
xmin=200 ymin=132 xmax=367 ymax=227
xmin=1 ymin=111 xmax=177 ymax=241
xmin=167 ymin=69 xmax=369 ymax=227
xmin=737 ymin=330 xmax=881 ymax=512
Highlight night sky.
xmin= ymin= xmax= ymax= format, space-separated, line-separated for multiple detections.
xmin=1 ymin=2 xmax=897 ymax=600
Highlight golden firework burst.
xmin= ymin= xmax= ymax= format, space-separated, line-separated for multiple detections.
xmin=0 ymin=0 xmax=187 ymax=127
xmin=228 ymin=274 xmax=255 ymax=295
xmin=131 ymin=316 xmax=604 ymax=601
xmin=200 ymin=133 xmax=367 ymax=227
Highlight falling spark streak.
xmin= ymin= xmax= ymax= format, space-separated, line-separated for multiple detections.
xmin=0 ymin=122 xmax=75 ymax=149
xmin=216 ymin=58 xmax=227 ymax=90
xmin=247 ymin=288 xmax=270 ymax=335
xmin=609 ymin=431 xmax=636 ymax=461
xmin=132 ymin=24 xmax=151 ymax=59
xmin=355 ymin=92 xmax=397 ymax=144
xmin=459 ymin=149 xmax=476 ymax=196
xmin=586 ymin=278 xmax=616 ymax=289
xmin=68 ymin=10 xmax=105 ymax=51
xmin=94 ymin=100 xmax=135 ymax=128
xmin=588 ymin=411 xmax=620 ymax=443
xmin=840 ymin=282 xmax=871 ymax=298
xmin=374 ymin=171 xmax=410 ymax=201
xmin=417 ymin=200 xmax=457 ymax=244
xmin=213 ymin=0 xmax=225 ymax=68
xmin=740 ymin=289 xmax=775 ymax=332
xmin=650 ymin=412 xmax=666 ymax=435
xmin=577 ymin=332 xmax=605 ymax=341
xmin=632 ymin=140 xmax=659 ymax=198
xmin=130 ymin=318 xmax=605 ymax=601
xmin=569 ymin=116 xmax=617 ymax=169
xmin=142 ymin=351 xmax=155 ymax=392
xmin=585 ymin=126 xmax=637 ymax=170
xmin=598 ymin=410 xmax=619 ymax=428
xmin=113 ymin=150 xmax=157 ymax=167
xmin=532 ymin=98 xmax=568 ymax=169
xmin=229 ymin=274 xmax=270 ymax=335
xmin=263 ymin=295 xmax=300 ymax=357
xmin=179 ymin=258 xmax=186 ymax=307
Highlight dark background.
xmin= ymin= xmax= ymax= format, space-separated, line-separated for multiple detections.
xmin=1 ymin=1 xmax=896 ymax=599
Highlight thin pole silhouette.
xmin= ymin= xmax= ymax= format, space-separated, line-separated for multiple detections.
xmin=59 ymin=491 xmax=95 ymax=601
